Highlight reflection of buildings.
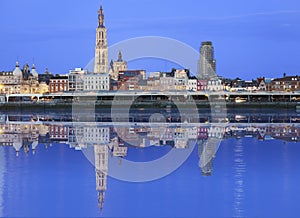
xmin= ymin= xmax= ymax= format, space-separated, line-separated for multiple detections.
xmin=1 ymin=121 xmax=300 ymax=210
xmin=94 ymin=145 xmax=108 ymax=210
xmin=1 ymin=122 xmax=300 ymax=156
xmin=0 ymin=124 xmax=48 ymax=156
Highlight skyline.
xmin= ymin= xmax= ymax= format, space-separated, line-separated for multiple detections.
xmin=1 ymin=0 xmax=300 ymax=80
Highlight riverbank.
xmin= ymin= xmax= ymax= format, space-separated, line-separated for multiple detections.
xmin=0 ymin=101 xmax=298 ymax=112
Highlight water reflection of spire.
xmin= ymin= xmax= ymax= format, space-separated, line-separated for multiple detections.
xmin=1 ymin=123 xmax=300 ymax=157
xmin=94 ymin=145 xmax=108 ymax=211
xmin=94 ymin=136 xmax=128 ymax=211
xmin=2 ymin=121 xmax=300 ymax=212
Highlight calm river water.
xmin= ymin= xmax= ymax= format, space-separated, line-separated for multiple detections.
xmin=0 ymin=111 xmax=300 ymax=217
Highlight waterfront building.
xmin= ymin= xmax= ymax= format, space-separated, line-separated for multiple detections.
xmin=188 ymin=78 xmax=199 ymax=91
xmin=109 ymin=51 xmax=127 ymax=80
xmin=271 ymin=76 xmax=300 ymax=92
xmin=83 ymin=73 xmax=110 ymax=91
xmin=147 ymin=71 xmax=175 ymax=91
xmin=207 ymin=77 xmax=223 ymax=91
xmin=0 ymin=62 xmax=23 ymax=94
xmin=68 ymin=68 xmax=87 ymax=92
xmin=174 ymin=69 xmax=189 ymax=91
xmin=94 ymin=6 xmax=108 ymax=74
xmin=0 ymin=62 xmax=22 ymax=84
xmin=187 ymin=77 xmax=207 ymax=91
xmin=38 ymin=68 xmax=54 ymax=85
xmin=117 ymin=70 xmax=146 ymax=90
xmin=199 ymin=80 xmax=208 ymax=91
xmin=147 ymin=72 xmax=161 ymax=90
xmin=0 ymin=71 xmax=21 ymax=87
xmin=198 ymin=41 xmax=216 ymax=79
xmin=38 ymin=82 xmax=49 ymax=94
xmin=160 ymin=72 xmax=175 ymax=91
xmin=244 ymin=80 xmax=258 ymax=92
xmin=69 ymin=68 xmax=110 ymax=92
xmin=49 ymin=75 xmax=69 ymax=93
xmin=257 ymin=77 xmax=267 ymax=91
xmin=0 ymin=62 xmax=48 ymax=95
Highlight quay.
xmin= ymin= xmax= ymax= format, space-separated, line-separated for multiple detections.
xmin=0 ymin=91 xmax=299 ymax=109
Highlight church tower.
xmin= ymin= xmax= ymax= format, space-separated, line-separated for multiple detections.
xmin=109 ymin=51 xmax=128 ymax=80
xmin=94 ymin=6 xmax=108 ymax=74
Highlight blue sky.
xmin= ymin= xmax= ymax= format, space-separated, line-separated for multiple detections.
xmin=0 ymin=0 xmax=300 ymax=79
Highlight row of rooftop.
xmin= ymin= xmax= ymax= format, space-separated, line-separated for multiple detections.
xmin=0 ymin=61 xmax=299 ymax=95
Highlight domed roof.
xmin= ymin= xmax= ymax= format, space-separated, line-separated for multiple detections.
xmin=31 ymin=64 xmax=38 ymax=77
xmin=13 ymin=61 xmax=23 ymax=77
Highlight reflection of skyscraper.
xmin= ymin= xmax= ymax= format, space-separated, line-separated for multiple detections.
xmin=198 ymin=140 xmax=214 ymax=176
xmin=198 ymin=41 xmax=216 ymax=79
xmin=233 ymin=140 xmax=245 ymax=217
xmin=94 ymin=145 xmax=108 ymax=210
xmin=94 ymin=6 xmax=108 ymax=74
xmin=0 ymin=147 xmax=5 ymax=217
xmin=198 ymin=127 xmax=224 ymax=176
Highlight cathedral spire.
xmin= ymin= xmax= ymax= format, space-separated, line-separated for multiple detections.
xmin=118 ymin=50 xmax=123 ymax=62
xmin=94 ymin=5 xmax=108 ymax=73
xmin=98 ymin=5 xmax=105 ymax=27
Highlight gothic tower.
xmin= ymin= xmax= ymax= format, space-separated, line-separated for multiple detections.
xmin=94 ymin=5 xmax=108 ymax=74
xmin=109 ymin=51 xmax=127 ymax=80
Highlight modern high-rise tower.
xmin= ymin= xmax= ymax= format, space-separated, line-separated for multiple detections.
xmin=198 ymin=41 xmax=216 ymax=79
xmin=94 ymin=6 xmax=108 ymax=74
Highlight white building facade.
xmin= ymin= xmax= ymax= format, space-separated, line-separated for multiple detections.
xmin=207 ymin=78 xmax=223 ymax=91
xmin=83 ymin=74 xmax=110 ymax=91
xmin=68 ymin=68 xmax=87 ymax=91
xmin=174 ymin=69 xmax=189 ymax=91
